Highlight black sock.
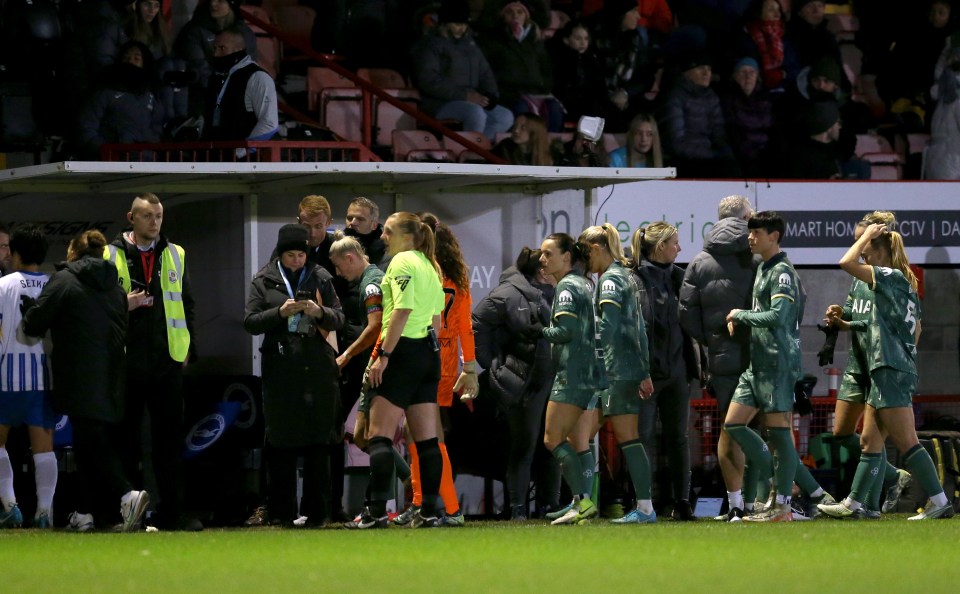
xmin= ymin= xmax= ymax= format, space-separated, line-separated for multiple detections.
xmin=366 ymin=436 xmax=394 ymax=517
xmin=416 ymin=438 xmax=441 ymax=517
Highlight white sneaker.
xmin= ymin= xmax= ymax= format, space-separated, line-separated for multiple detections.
xmin=293 ymin=515 xmax=308 ymax=527
xmin=120 ymin=490 xmax=150 ymax=533
xmin=67 ymin=511 xmax=95 ymax=532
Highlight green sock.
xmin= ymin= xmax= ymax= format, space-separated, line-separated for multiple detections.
xmin=767 ymin=428 xmax=798 ymax=500
xmin=393 ymin=449 xmax=411 ymax=482
xmin=903 ymin=444 xmax=945 ymax=500
xmin=726 ymin=424 xmax=773 ymax=494
xmin=883 ymin=458 xmax=899 ymax=483
xmin=743 ymin=462 xmax=759 ymax=506
xmin=864 ymin=448 xmax=887 ymax=511
xmin=552 ymin=443 xmax=587 ymax=498
xmin=620 ymin=440 xmax=652 ymax=501
xmin=849 ymin=452 xmax=882 ymax=504
xmin=794 ymin=455 xmax=820 ymax=495
xmin=578 ymin=450 xmax=596 ymax=499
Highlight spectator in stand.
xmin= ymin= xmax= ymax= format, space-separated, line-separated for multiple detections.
xmin=721 ymin=57 xmax=777 ymax=178
xmin=92 ymin=0 xmax=137 ymax=71
xmin=479 ymin=0 xmax=565 ymax=132
xmin=126 ymin=0 xmax=169 ymax=60
xmin=410 ymin=0 xmax=514 ymax=142
xmin=878 ymin=1 xmax=956 ymax=119
xmin=61 ymin=0 xmax=136 ymax=103
xmin=592 ymin=0 xmax=659 ymax=133
xmin=474 ymin=0 xmax=550 ymax=40
xmin=174 ymin=0 xmax=256 ymax=91
xmin=608 ymin=113 xmax=663 ymax=168
xmin=784 ymin=0 xmax=843 ymax=85
xmin=76 ymin=41 xmax=165 ymax=160
xmin=926 ymin=47 xmax=960 ymax=179
xmin=658 ymin=52 xmax=741 ymax=178
xmin=553 ymin=132 xmax=609 ymax=167
xmin=202 ymin=28 xmax=278 ymax=141
xmin=493 ymin=113 xmax=554 ymax=164
xmin=742 ymin=0 xmax=791 ymax=91
xmin=637 ymin=0 xmax=674 ymax=34
xmin=784 ymin=101 xmax=843 ymax=179
xmin=546 ymin=20 xmax=606 ymax=125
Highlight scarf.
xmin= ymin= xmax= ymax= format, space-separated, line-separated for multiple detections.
xmin=746 ymin=19 xmax=785 ymax=88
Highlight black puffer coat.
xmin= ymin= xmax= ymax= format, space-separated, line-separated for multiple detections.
xmin=22 ymin=256 xmax=128 ymax=423
xmin=244 ymin=260 xmax=345 ymax=448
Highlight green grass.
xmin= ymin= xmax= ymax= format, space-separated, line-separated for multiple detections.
xmin=2 ymin=517 xmax=959 ymax=593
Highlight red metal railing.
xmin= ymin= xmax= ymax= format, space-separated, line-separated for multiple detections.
xmin=101 ymin=140 xmax=381 ymax=162
xmin=240 ymin=7 xmax=505 ymax=165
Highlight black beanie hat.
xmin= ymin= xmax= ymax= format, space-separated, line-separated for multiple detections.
xmin=809 ymin=56 xmax=842 ymax=86
xmin=276 ymin=224 xmax=309 ymax=255
xmin=804 ymin=101 xmax=840 ymax=136
xmin=438 ymin=0 xmax=471 ymax=24
xmin=681 ymin=49 xmax=713 ymax=72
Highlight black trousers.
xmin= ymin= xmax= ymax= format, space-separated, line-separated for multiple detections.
xmin=71 ymin=416 xmax=134 ymax=519
xmin=121 ymin=361 xmax=185 ymax=528
xmin=267 ymin=442 xmax=332 ymax=523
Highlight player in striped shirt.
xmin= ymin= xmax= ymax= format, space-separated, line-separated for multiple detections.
xmin=0 ymin=225 xmax=57 ymax=528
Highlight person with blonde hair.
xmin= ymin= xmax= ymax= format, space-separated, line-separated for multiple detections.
xmin=493 ymin=113 xmax=554 ymax=165
xmin=608 ymin=114 xmax=663 ymax=168
xmin=822 ymin=211 xmax=910 ymax=518
xmin=580 ymin=224 xmax=656 ymax=523
xmin=630 ymin=222 xmax=699 ymax=520
xmin=819 ymin=216 xmax=953 ymax=520
xmin=344 ymin=213 xmax=446 ymax=529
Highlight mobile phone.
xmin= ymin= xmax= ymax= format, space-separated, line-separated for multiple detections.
xmin=131 ymin=279 xmax=148 ymax=291
xmin=295 ymin=289 xmax=312 ymax=301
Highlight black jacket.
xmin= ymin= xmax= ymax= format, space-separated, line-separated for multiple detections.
xmin=678 ymin=217 xmax=757 ymax=377
xmin=22 ymin=256 xmax=128 ymax=423
xmin=472 ymin=266 xmax=553 ymax=408
xmin=344 ymin=224 xmax=386 ymax=267
xmin=244 ymin=260 xmax=345 ymax=448
xmin=632 ymin=260 xmax=700 ymax=382
xmin=111 ymin=232 xmax=196 ymax=372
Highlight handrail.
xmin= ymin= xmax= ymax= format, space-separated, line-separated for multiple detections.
xmin=241 ymin=7 xmax=506 ymax=165
xmin=101 ymin=140 xmax=381 ymax=162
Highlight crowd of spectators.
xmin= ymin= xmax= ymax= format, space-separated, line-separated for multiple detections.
xmin=2 ymin=0 xmax=959 ymax=178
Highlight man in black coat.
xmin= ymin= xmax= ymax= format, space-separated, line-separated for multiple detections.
xmin=785 ymin=101 xmax=842 ymax=179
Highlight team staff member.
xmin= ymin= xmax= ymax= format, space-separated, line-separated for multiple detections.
xmin=393 ymin=213 xmax=476 ymax=527
xmin=104 ymin=192 xmax=198 ymax=531
xmin=25 ymin=231 xmax=149 ymax=533
xmin=819 ymin=221 xmax=953 ymax=520
xmin=244 ymin=224 xmax=345 ymax=526
xmin=724 ymin=211 xmax=803 ymax=523
xmin=344 ymin=197 xmax=386 ymax=267
xmin=298 ymin=195 xmax=337 ymax=277
xmin=539 ymin=233 xmax=606 ymax=526
xmin=580 ymin=224 xmax=657 ymax=524
xmin=0 ymin=225 xmax=57 ymax=529
xmin=345 ymin=212 xmax=445 ymax=529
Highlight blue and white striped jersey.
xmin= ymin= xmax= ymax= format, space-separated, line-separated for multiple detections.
xmin=0 ymin=271 xmax=51 ymax=392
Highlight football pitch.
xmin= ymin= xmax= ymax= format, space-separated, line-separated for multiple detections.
xmin=3 ymin=517 xmax=959 ymax=593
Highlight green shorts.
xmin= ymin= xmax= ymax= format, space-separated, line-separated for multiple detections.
xmin=838 ymin=371 xmax=869 ymax=404
xmin=550 ymin=387 xmax=597 ymax=410
xmin=600 ymin=381 xmax=641 ymax=417
xmin=731 ymin=368 xmax=795 ymax=413
xmin=868 ymin=367 xmax=916 ymax=409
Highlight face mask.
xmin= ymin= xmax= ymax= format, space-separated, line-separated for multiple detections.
xmin=211 ymin=50 xmax=246 ymax=74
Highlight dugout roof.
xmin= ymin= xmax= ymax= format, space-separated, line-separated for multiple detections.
xmin=0 ymin=161 xmax=675 ymax=195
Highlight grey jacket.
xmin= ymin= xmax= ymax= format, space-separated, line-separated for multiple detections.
xmin=678 ymin=217 xmax=756 ymax=377
xmin=411 ymin=29 xmax=500 ymax=116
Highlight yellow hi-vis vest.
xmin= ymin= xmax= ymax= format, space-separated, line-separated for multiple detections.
xmin=104 ymin=242 xmax=191 ymax=362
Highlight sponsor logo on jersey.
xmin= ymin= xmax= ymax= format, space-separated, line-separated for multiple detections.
xmin=558 ymin=289 xmax=574 ymax=305
xmin=878 ymin=267 xmax=893 ymax=276
xmin=394 ymin=275 xmax=411 ymax=291
xmin=778 ymin=273 xmax=792 ymax=287
xmin=601 ymin=280 xmax=616 ymax=294
xmin=850 ymin=298 xmax=873 ymax=314
xmin=364 ymin=283 xmax=381 ymax=297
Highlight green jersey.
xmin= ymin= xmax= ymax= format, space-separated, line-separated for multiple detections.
xmin=597 ymin=261 xmax=651 ymax=382
xmin=732 ymin=251 xmax=802 ymax=382
xmin=358 ymin=264 xmax=385 ymax=319
xmin=380 ymin=250 xmax=444 ymax=340
xmin=543 ymin=271 xmax=606 ymax=391
xmin=865 ymin=266 xmax=920 ymax=375
xmin=841 ymin=278 xmax=872 ymax=375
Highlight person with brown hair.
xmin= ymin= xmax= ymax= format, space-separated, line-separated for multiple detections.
xmin=24 ymin=230 xmax=149 ymax=533
xmin=493 ymin=113 xmax=553 ymax=165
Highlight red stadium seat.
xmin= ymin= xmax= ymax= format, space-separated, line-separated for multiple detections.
xmin=307 ymin=67 xmax=357 ymax=112
xmin=444 ymin=131 xmax=492 ymax=162
xmin=392 ymin=130 xmax=454 ymax=162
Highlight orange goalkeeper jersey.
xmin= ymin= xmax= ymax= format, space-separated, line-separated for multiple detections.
xmin=437 ymin=277 xmax=475 ymax=407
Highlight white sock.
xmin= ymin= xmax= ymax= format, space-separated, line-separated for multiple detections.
xmin=842 ymin=497 xmax=862 ymax=511
xmin=931 ymin=492 xmax=949 ymax=507
xmin=637 ymin=499 xmax=654 ymax=515
xmin=775 ymin=494 xmax=791 ymax=505
xmin=809 ymin=487 xmax=824 ymax=498
xmin=744 ymin=502 xmax=755 ymax=512
xmin=33 ymin=452 xmax=58 ymax=512
xmin=0 ymin=447 xmax=16 ymax=511
xmin=727 ymin=490 xmax=744 ymax=510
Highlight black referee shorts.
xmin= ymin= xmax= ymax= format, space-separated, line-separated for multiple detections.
xmin=369 ymin=336 xmax=441 ymax=409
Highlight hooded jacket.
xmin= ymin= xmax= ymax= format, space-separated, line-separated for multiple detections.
xmin=659 ymin=76 xmax=733 ymax=161
xmin=678 ymin=217 xmax=756 ymax=377
xmin=411 ymin=29 xmax=502 ymax=116
xmin=472 ymin=266 xmax=553 ymax=408
xmin=22 ymin=256 xmax=128 ymax=422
